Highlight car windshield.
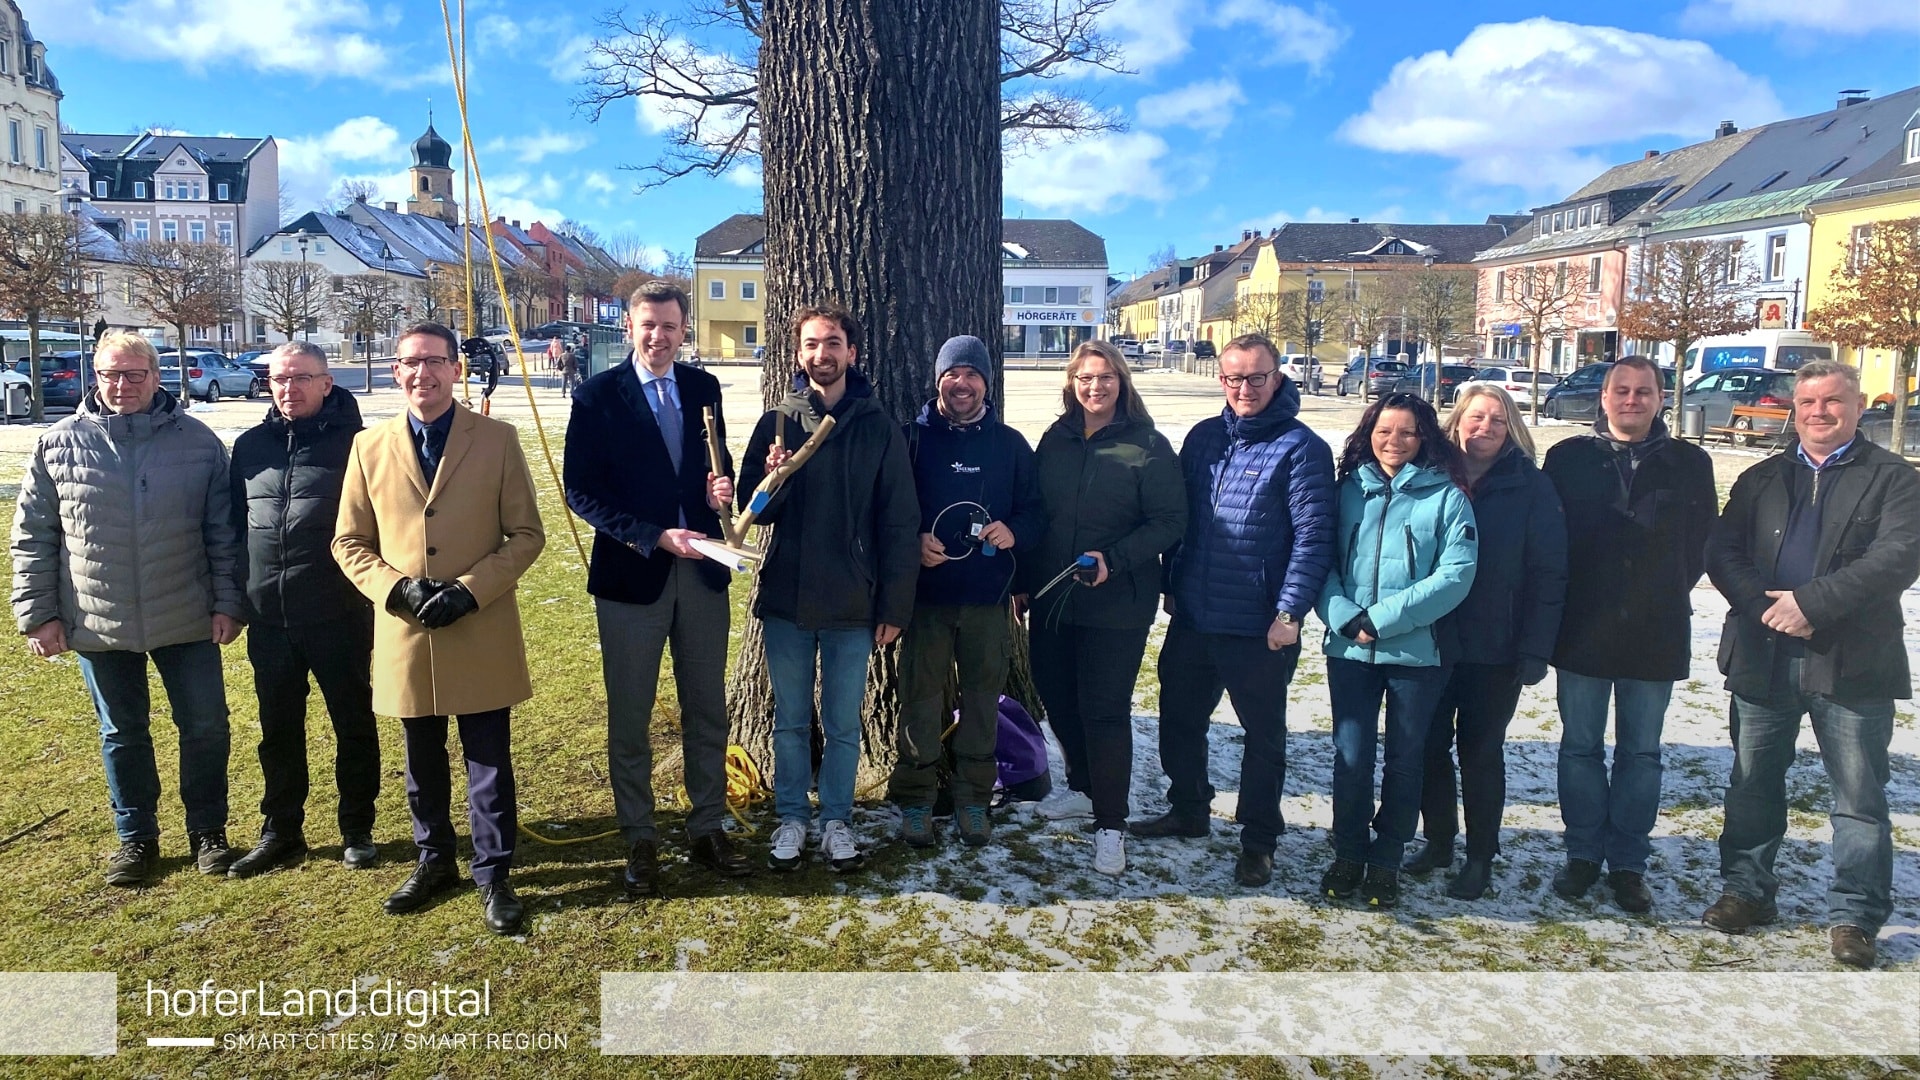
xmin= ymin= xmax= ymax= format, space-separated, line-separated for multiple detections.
xmin=1441 ymin=365 xmax=1476 ymax=378
xmin=1775 ymin=346 xmax=1831 ymax=369
xmin=1373 ymin=361 xmax=1407 ymax=373
xmin=1698 ymin=346 xmax=1767 ymax=371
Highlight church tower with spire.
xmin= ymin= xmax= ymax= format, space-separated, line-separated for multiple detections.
xmin=406 ymin=110 xmax=458 ymax=225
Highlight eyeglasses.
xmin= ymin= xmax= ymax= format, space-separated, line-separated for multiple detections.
xmin=1073 ymin=374 xmax=1117 ymax=387
xmin=268 ymin=374 xmax=322 ymax=388
xmin=1219 ymin=368 xmax=1279 ymax=389
xmin=396 ymin=356 xmax=453 ymax=371
xmin=97 ymin=369 xmax=151 ymax=385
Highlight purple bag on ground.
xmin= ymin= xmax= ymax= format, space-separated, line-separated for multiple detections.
xmin=993 ymin=695 xmax=1051 ymax=803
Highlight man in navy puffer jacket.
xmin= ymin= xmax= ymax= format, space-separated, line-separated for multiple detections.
xmin=1145 ymin=333 xmax=1336 ymax=887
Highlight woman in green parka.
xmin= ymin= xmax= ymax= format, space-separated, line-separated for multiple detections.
xmin=1024 ymin=340 xmax=1187 ymax=878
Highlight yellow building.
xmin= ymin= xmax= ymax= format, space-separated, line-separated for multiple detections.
xmin=1803 ymin=120 xmax=1920 ymax=399
xmin=692 ymin=213 xmax=766 ymax=360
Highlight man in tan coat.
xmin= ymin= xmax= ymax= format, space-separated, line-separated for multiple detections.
xmin=333 ymin=322 xmax=545 ymax=935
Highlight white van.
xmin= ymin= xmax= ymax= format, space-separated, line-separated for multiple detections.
xmin=1682 ymin=330 xmax=1832 ymax=377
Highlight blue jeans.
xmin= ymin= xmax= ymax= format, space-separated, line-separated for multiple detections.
xmin=762 ymin=618 xmax=872 ymax=825
xmin=1556 ymin=671 xmax=1671 ymax=874
xmin=1326 ymin=657 xmax=1449 ymax=870
xmin=77 ymin=640 xmax=231 ymax=842
xmin=1719 ymin=660 xmax=1893 ymax=933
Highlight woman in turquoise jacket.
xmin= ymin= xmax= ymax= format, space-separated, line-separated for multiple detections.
xmin=1315 ymin=393 xmax=1477 ymax=909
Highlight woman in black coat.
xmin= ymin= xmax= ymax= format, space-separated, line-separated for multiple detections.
xmin=1404 ymin=384 xmax=1568 ymax=899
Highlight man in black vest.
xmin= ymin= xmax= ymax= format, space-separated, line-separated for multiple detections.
xmin=1702 ymin=360 xmax=1920 ymax=968
xmin=227 ymin=342 xmax=379 ymax=876
xmin=564 ymin=281 xmax=749 ymax=898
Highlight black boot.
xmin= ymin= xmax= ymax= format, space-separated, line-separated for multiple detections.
xmin=1128 ymin=811 xmax=1209 ymax=839
xmin=1320 ymin=858 xmax=1364 ymax=899
xmin=1361 ymin=865 xmax=1400 ymax=909
xmin=1401 ymin=838 xmax=1455 ymax=876
xmin=1446 ymin=857 xmax=1493 ymax=900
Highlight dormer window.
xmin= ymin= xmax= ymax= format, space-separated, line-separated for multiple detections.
xmin=133 ymin=181 xmax=147 ymax=198
xmin=1906 ymin=128 xmax=1920 ymax=164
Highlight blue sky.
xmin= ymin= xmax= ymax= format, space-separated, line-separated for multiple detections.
xmin=33 ymin=0 xmax=1920 ymax=278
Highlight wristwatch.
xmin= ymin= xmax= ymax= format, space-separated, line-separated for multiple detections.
xmin=1274 ymin=611 xmax=1295 ymax=625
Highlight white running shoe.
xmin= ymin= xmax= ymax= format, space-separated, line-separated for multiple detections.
xmin=1036 ymin=789 xmax=1094 ymax=821
xmin=819 ymin=819 xmax=866 ymax=873
xmin=1093 ymin=828 xmax=1126 ymax=876
xmin=768 ymin=819 xmax=807 ymax=872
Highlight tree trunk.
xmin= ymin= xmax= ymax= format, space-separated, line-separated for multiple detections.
xmin=1893 ymin=346 xmax=1916 ymax=459
xmin=726 ymin=0 xmax=1006 ymax=795
xmin=174 ymin=323 xmax=191 ymax=410
xmin=1668 ymin=336 xmax=1691 ymax=436
xmin=26 ymin=316 xmax=42 ymax=422
xmin=1528 ymin=333 xmax=1546 ymax=424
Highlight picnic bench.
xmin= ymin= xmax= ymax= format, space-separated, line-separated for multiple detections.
xmin=1705 ymin=404 xmax=1792 ymax=447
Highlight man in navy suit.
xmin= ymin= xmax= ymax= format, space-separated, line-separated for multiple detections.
xmin=563 ymin=280 xmax=750 ymax=897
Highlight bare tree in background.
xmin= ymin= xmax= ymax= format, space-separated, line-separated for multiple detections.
xmin=335 ymin=274 xmax=398 ymax=374
xmin=1617 ymin=238 xmax=1760 ymax=432
xmin=576 ymin=0 xmax=1127 ymax=187
xmin=1498 ymin=261 xmax=1590 ymax=422
xmin=122 ymin=241 xmax=241 ymax=409
xmin=0 ymin=212 xmax=86 ymax=421
xmin=246 ymin=259 xmax=329 ymax=343
xmin=502 ymin=264 xmax=552 ymax=332
xmin=1146 ymin=243 xmax=1180 ymax=272
xmin=328 ymin=179 xmax=382 ymax=211
xmin=1403 ymin=266 xmax=1477 ymax=395
xmin=1806 ymin=217 xmax=1920 ymax=454
xmin=1228 ymin=289 xmax=1285 ymax=340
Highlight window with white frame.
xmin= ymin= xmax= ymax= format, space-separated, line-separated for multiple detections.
xmin=161 ymin=181 xmax=173 ymax=200
xmin=191 ymin=325 xmax=208 ymax=342
xmin=708 ymin=278 xmax=725 ymax=300
xmin=1552 ymin=211 xmax=1564 ymax=232
xmin=331 ymin=275 xmax=345 ymax=295
xmin=1577 ymin=206 xmax=1590 ymax=228
xmin=740 ymin=280 xmax=757 ymax=301
xmin=1079 ymin=286 xmax=1094 ymax=304
xmin=6 ymin=120 xmax=18 ymax=164
xmin=133 ymin=181 xmax=147 ymax=198
xmin=1493 ymin=270 xmax=1506 ymax=299
xmin=132 ymin=220 xmax=149 ymax=240
xmin=744 ymin=325 xmax=758 ymax=345
xmin=215 ymin=182 xmax=230 ymax=201
xmin=1723 ymin=241 xmax=1742 ymax=283
xmin=1850 ymin=225 xmax=1873 ymax=271
xmin=0 ymin=40 xmax=10 ymax=74
xmin=1307 ymin=279 xmax=1325 ymax=302
xmin=1907 ymin=128 xmax=1920 ymax=164
xmin=188 ymin=221 xmax=205 ymax=243
xmin=1766 ymin=234 xmax=1787 ymax=280
xmin=313 ymin=240 xmax=326 ymax=253
xmin=33 ymin=127 xmax=45 ymax=169
xmin=1006 ymin=286 xmax=1023 ymax=303
xmin=1043 ymin=287 xmax=1059 ymax=303
xmin=94 ymin=180 xmax=107 ymax=197
xmin=160 ymin=220 xmax=177 ymax=241
xmin=217 ymin=222 xmax=232 ymax=246
xmin=1588 ymin=256 xmax=1602 ymax=293
xmin=280 ymin=239 xmax=292 ymax=254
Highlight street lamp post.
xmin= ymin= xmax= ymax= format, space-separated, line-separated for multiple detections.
xmin=63 ymin=191 xmax=88 ymax=380
xmin=375 ymin=242 xmax=394 ymax=394
xmin=295 ymin=229 xmax=312 ymax=343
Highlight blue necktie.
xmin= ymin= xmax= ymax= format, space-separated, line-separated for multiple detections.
xmin=654 ymin=380 xmax=683 ymax=472
xmin=421 ymin=425 xmax=446 ymax=486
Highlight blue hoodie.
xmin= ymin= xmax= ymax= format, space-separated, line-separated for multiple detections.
xmin=905 ymin=400 xmax=1047 ymax=607
xmin=1317 ymin=461 xmax=1478 ymax=667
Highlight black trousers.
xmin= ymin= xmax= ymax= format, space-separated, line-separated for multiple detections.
xmin=246 ymin=611 xmax=379 ymax=839
xmin=1028 ymin=622 xmax=1149 ymax=831
xmin=1418 ymin=661 xmax=1522 ymax=859
xmin=402 ymin=708 xmax=516 ymax=885
xmin=1157 ymin=622 xmax=1298 ymax=854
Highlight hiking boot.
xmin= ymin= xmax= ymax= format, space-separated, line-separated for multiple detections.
xmin=1036 ymin=790 xmax=1094 ymax=821
xmin=1092 ymin=828 xmax=1126 ymax=876
xmin=1234 ymin=849 xmax=1273 ymax=887
xmin=1830 ymin=925 xmax=1876 ymax=969
xmin=767 ymin=819 xmax=807 ymax=872
xmin=1446 ymin=857 xmax=1494 ymax=901
xmin=955 ymin=805 xmax=991 ymax=848
xmin=1128 ymin=811 xmax=1209 ymax=839
xmin=190 ymin=830 xmax=241 ymax=876
xmin=1401 ymin=838 xmax=1455 ymax=877
xmin=342 ymin=833 xmax=378 ymax=870
xmin=1702 ymin=893 xmax=1777 ymax=934
xmin=819 ymin=820 xmax=865 ymax=873
xmin=105 ymin=838 xmax=159 ymax=887
xmin=1551 ymin=857 xmax=1602 ymax=900
xmin=898 ymin=806 xmax=938 ymax=848
xmin=1361 ymin=865 xmax=1400 ymax=909
xmin=1608 ymin=870 xmax=1653 ymax=914
xmin=1320 ymin=858 xmax=1364 ymax=900
xmin=227 ymin=833 xmax=307 ymax=879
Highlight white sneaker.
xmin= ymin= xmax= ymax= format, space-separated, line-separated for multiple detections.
xmin=1036 ymin=789 xmax=1094 ymax=821
xmin=767 ymin=819 xmax=807 ymax=872
xmin=1093 ymin=828 xmax=1126 ymax=876
xmin=819 ymin=819 xmax=866 ymax=873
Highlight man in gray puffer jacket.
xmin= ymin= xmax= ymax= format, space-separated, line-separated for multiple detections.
xmin=11 ymin=332 xmax=246 ymax=887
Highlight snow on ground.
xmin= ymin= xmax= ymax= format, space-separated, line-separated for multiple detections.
xmin=825 ymin=582 xmax=1920 ymax=977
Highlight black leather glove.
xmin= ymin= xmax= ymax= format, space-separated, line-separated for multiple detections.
xmin=1517 ymin=658 xmax=1550 ymax=686
xmin=387 ymin=578 xmax=444 ymax=618
xmin=417 ymin=582 xmax=479 ymax=629
xmin=1338 ymin=612 xmax=1379 ymax=640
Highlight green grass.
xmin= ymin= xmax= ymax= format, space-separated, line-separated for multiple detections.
xmin=0 ymin=429 xmax=1912 ymax=1078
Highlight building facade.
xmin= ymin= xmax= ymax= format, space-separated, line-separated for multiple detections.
xmin=1804 ymin=108 xmax=1920 ymax=398
xmin=0 ymin=0 xmax=58 ymax=216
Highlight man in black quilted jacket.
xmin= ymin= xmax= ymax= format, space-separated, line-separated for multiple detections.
xmin=227 ymin=342 xmax=379 ymax=878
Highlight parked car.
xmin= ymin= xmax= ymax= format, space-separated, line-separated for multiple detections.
xmin=233 ymin=349 xmax=272 ymax=393
xmin=1540 ymin=361 xmax=1675 ymax=423
xmin=1278 ymin=354 xmax=1320 ymax=385
xmin=1143 ymin=339 xmax=1164 ymax=356
xmin=1389 ymin=362 xmax=1479 ymax=406
xmin=14 ymin=352 xmax=88 ymax=410
xmin=1109 ymin=336 xmax=1143 ymax=359
xmin=1164 ymin=339 xmax=1188 ymax=358
xmin=157 ymin=351 xmax=259 ymax=402
xmin=1683 ymin=368 xmax=1795 ymax=439
xmin=1857 ymin=391 xmax=1920 ymax=457
xmin=1190 ymin=340 xmax=1216 ymax=360
xmin=1335 ymin=357 xmax=1407 ymax=397
xmin=1468 ymin=366 xmax=1559 ymax=401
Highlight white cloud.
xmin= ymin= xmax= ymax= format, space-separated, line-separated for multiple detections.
xmin=1237 ymin=205 xmax=1409 ymax=232
xmin=275 ymin=118 xmax=411 ymax=215
xmin=1101 ymin=0 xmax=1346 ymax=72
xmin=547 ymin=34 xmax=598 ymax=84
xmin=34 ymin=0 xmax=401 ymax=80
xmin=583 ymin=172 xmax=619 ymax=195
xmin=476 ymin=14 xmax=521 ymax=51
xmin=1005 ymin=133 xmax=1175 ymax=214
xmin=1682 ymin=0 xmax=1919 ymax=33
xmin=485 ymin=130 xmax=593 ymax=165
xmin=722 ymin=164 xmax=763 ymax=189
xmin=1137 ymin=79 xmax=1246 ymax=136
xmin=1339 ymin=19 xmax=1781 ymax=194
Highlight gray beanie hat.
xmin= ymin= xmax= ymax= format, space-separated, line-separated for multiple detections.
xmin=934 ymin=334 xmax=994 ymax=384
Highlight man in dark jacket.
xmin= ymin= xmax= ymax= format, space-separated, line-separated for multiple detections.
xmin=564 ymin=281 xmax=749 ymax=898
xmin=1543 ymin=355 xmax=1716 ymax=914
xmin=226 ymin=343 xmax=378 ymax=877
xmin=1700 ymin=361 xmax=1920 ymax=969
xmin=889 ymin=335 xmax=1046 ymax=849
xmin=739 ymin=305 xmax=918 ymax=874
xmin=1143 ymin=333 xmax=1335 ymax=888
